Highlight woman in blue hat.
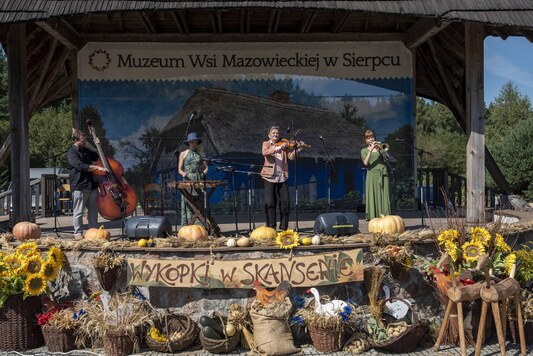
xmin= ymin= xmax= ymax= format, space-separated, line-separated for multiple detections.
xmin=178 ymin=132 xmax=208 ymax=225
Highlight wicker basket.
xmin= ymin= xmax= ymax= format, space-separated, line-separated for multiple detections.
xmin=0 ymin=294 xmax=44 ymax=351
xmin=369 ymin=297 xmax=428 ymax=353
xmin=42 ymin=325 xmax=76 ymax=352
xmin=199 ymin=313 xmax=240 ymax=354
xmin=102 ymin=330 xmax=135 ymax=356
xmin=95 ymin=266 xmax=120 ymax=291
xmin=146 ymin=313 xmax=198 ymax=352
xmin=308 ymin=324 xmax=345 ymax=353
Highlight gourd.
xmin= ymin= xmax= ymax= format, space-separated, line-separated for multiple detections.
xmin=236 ymin=237 xmax=251 ymax=247
xmin=311 ymin=235 xmax=321 ymax=245
xmin=225 ymin=323 xmax=236 ymax=337
xmin=178 ymin=225 xmax=208 ymax=241
xmin=199 ymin=316 xmax=224 ymax=336
xmin=226 ymin=238 xmax=237 ymax=248
xmin=84 ymin=226 xmax=111 ymax=240
xmin=368 ymin=215 xmax=405 ymax=234
xmin=12 ymin=221 xmax=41 ymax=241
xmin=301 ymin=237 xmax=312 ymax=245
xmin=202 ymin=326 xmax=224 ymax=340
xmin=249 ymin=226 xmax=277 ymax=240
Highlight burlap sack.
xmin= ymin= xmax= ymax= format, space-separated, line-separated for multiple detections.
xmin=250 ymin=298 xmax=300 ymax=355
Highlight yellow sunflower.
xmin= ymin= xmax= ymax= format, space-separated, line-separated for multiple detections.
xmin=444 ymin=241 xmax=460 ymax=262
xmin=470 ymin=227 xmax=491 ymax=247
xmin=504 ymin=253 xmax=516 ymax=275
xmin=47 ymin=246 xmax=66 ymax=267
xmin=16 ymin=242 xmax=39 ymax=258
xmin=3 ymin=254 xmax=27 ymax=274
xmin=41 ymin=260 xmax=60 ymax=281
xmin=462 ymin=241 xmax=485 ymax=262
xmin=24 ymin=273 xmax=47 ymax=296
xmin=495 ymin=234 xmax=511 ymax=253
xmin=24 ymin=255 xmax=45 ymax=275
xmin=276 ymin=230 xmax=300 ymax=250
xmin=437 ymin=229 xmax=459 ymax=245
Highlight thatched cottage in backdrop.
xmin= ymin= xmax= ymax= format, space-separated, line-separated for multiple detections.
xmin=152 ymin=87 xmax=366 ymax=208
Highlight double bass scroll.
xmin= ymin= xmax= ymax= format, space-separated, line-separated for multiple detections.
xmin=86 ymin=120 xmax=138 ymax=221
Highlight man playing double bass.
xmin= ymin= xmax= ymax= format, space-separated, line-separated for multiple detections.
xmin=67 ymin=129 xmax=107 ymax=239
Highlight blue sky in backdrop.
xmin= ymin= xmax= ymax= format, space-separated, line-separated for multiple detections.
xmin=485 ymin=36 xmax=533 ymax=104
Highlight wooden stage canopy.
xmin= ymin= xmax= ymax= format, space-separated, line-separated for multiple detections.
xmin=1 ymin=1 xmax=533 ymax=224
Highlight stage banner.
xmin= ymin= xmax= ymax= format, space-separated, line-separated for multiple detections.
xmin=127 ymin=248 xmax=363 ymax=288
xmin=78 ymin=42 xmax=412 ymax=81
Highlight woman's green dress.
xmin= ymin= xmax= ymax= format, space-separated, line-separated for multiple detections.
xmin=180 ymin=149 xmax=204 ymax=225
xmin=361 ymin=147 xmax=391 ymax=220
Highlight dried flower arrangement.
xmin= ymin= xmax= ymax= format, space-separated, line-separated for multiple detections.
xmin=74 ymin=291 xmax=154 ymax=349
xmin=37 ymin=307 xmax=78 ymax=330
xmin=91 ymin=248 xmax=125 ymax=272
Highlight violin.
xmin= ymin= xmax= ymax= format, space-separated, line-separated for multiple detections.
xmin=87 ymin=120 xmax=138 ymax=221
xmin=275 ymin=138 xmax=312 ymax=150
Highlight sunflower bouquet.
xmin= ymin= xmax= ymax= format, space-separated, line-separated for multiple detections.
xmin=0 ymin=243 xmax=66 ymax=308
xmin=436 ymin=226 xmax=515 ymax=280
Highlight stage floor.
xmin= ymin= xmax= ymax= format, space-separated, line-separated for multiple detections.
xmin=31 ymin=208 xmax=531 ymax=238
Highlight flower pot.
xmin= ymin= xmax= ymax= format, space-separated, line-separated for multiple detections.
xmin=0 ymin=294 xmax=44 ymax=351
xmin=103 ymin=330 xmax=135 ymax=356
xmin=41 ymin=325 xmax=76 ymax=352
xmin=508 ymin=317 xmax=533 ymax=344
xmin=95 ymin=265 xmax=120 ymax=291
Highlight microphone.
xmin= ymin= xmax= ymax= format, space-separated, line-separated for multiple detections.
xmin=188 ymin=111 xmax=197 ymax=123
xmin=286 ymin=125 xmax=291 ymax=133
xmin=319 ymin=135 xmax=327 ymax=142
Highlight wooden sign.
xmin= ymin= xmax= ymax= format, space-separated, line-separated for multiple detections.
xmin=127 ymin=249 xmax=363 ymax=288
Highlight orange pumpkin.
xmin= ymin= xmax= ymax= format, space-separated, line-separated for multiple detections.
xmin=178 ymin=225 xmax=208 ymax=242
xmin=13 ymin=221 xmax=41 ymax=241
xmin=368 ymin=215 xmax=405 ymax=234
xmin=84 ymin=226 xmax=111 ymax=240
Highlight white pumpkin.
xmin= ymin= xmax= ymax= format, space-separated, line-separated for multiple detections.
xmin=311 ymin=235 xmax=321 ymax=245
xmin=226 ymin=238 xmax=237 ymax=248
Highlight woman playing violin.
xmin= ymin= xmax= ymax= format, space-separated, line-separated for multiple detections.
xmin=260 ymin=126 xmax=307 ymax=231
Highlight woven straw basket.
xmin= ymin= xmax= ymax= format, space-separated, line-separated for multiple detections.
xmin=370 ymin=297 xmax=428 ymax=353
xmin=42 ymin=325 xmax=76 ymax=352
xmin=309 ymin=324 xmax=345 ymax=353
xmin=146 ymin=313 xmax=198 ymax=353
xmin=95 ymin=266 xmax=120 ymax=291
xmin=199 ymin=313 xmax=240 ymax=354
xmin=0 ymin=294 xmax=44 ymax=351
xmin=103 ymin=330 xmax=135 ymax=356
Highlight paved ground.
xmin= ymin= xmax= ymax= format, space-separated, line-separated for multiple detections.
xmin=0 ymin=338 xmax=531 ymax=355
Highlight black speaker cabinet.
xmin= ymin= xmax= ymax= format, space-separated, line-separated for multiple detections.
xmin=313 ymin=212 xmax=359 ymax=236
xmin=125 ymin=216 xmax=172 ymax=239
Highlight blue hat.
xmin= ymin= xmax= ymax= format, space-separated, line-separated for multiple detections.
xmin=184 ymin=132 xmax=202 ymax=145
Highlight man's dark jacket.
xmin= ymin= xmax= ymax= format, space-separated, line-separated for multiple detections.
xmin=67 ymin=145 xmax=99 ymax=191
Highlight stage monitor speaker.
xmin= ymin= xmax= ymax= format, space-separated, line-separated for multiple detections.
xmin=313 ymin=212 xmax=359 ymax=236
xmin=125 ymin=216 xmax=172 ymax=239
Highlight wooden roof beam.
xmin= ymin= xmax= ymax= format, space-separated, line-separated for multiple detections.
xmin=494 ymin=28 xmax=509 ymax=40
xmin=405 ymin=18 xmax=450 ymax=49
xmin=217 ymin=11 xmax=223 ymax=34
xmin=35 ymin=20 xmax=83 ymax=51
xmin=137 ymin=12 xmax=157 ymax=34
xmin=332 ymin=12 xmax=350 ymax=33
xmin=209 ymin=12 xmax=217 ymax=34
xmin=29 ymin=38 xmax=58 ymax=110
xmin=299 ymin=10 xmax=316 ymax=34
xmin=178 ymin=11 xmax=189 ymax=34
xmin=170 ymin=12 xmax=183 ymax=34
xmin=519 ymin=30 xmax=533 ymax=43
xmin=118 ymin=13 xmax=124 ymax=32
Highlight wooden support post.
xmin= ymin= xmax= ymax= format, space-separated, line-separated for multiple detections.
xmin=70 ymin=53 xmax=79 ymax=128
xmin=465 ymin=23 xmax=485 ymax=224
xmin=7 ymin=24 xmax=32 ymax=223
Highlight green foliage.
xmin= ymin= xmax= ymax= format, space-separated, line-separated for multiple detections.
xmin=0 ymin=49 xmax=8 ymax=122
xmin=489 ymin=117 xmax=533 ymax=199
xmin=486 ymin=82 xmax=533 ymax=143
xmin=514 ymin=242 xmax=533 ymax=287
xmin=28 ymin=101 xmax=72 ymax=167
xmin=339 ymin=102 xmax=366 ymax=127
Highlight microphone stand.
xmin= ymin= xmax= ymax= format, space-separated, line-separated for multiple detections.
xmin=319 ymin=137 xmax=336 ymax=211
xmin=397 ymin=138 xmax=432 ymax=227
xmin=46 ymin=149 xmax=68 ymax=236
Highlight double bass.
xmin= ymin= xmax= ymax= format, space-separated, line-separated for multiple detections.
xmin=86 ymin=120 xmax=138 ymax=220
